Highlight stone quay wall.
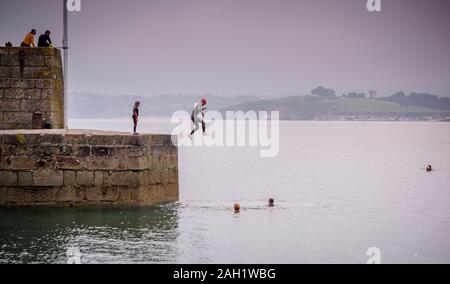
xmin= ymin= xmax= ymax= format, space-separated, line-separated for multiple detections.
xmin=0 ymin=130 xmax=179 ymax=206
xmin=0 ymin=47 xmax=64 ymax=130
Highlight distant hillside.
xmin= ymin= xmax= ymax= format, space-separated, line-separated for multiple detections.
xmin=69 ymin=93 xmax=259 ymax=118
xmin=221 ymin=96 xmax=448 ymax=121
xmin=381 ymin=92 xmax=450 ymax=111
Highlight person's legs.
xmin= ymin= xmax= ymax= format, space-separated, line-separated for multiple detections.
xmin=133 ymin=118 xmax=137 ymax=133
xmin=190 ymin=117 xmax=200 ymax=135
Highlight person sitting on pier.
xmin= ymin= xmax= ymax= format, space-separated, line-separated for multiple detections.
xmin=21 ymin=29 xmax=36 ymax=47
xmin=189 ymin=98 xmax=207 ymax=138
xmin=38 ymin=30 xmax=53 ymax=47
xmin=132 ymin=101 xmax=140 ymax=134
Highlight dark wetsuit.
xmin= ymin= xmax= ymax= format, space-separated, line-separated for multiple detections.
xmin=132 ymin=107 xmax=139 ymax=133
xmin=38 ymin=34 xmax=52 ymax=47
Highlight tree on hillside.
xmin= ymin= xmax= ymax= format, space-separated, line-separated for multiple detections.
xmin=311 ymin=86 xmax=336 ymax=97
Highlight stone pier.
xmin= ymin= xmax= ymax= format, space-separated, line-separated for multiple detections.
xmin=0 ymin=47 xmax=179 ymax=207
xmin=0 ymin=47 xmax=64 ymax=130
xmin=0 ymin=129 xmax=179 ymax=206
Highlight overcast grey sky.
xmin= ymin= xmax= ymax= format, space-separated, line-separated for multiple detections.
xmin=1 ymin=0 xmax=449 ymax=97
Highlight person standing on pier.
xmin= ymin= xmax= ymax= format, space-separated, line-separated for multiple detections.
xmin=132 ymin=101 xmax=140 ymax=134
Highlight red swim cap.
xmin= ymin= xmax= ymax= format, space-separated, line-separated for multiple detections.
xmin=201 ymin=98 xmax=207 ymax=105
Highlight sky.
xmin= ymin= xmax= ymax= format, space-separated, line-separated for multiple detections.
xmin=1 ymin=0 xmax=449 ymax=98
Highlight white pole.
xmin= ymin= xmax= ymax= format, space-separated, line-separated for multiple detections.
xmin=63 ymin=0 xmax=69 ymax=129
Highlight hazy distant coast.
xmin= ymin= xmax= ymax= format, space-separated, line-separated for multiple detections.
xmin=69 ymin=88 xmax=450 ymax=121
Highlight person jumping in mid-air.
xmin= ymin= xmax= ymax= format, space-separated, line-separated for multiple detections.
xmin=189 ymin=98 xmax=207 ymax=138
xmin=132 ymin=101 xmax=140 ymax=134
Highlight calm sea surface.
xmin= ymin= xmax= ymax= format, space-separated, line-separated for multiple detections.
xmin=1 ymin=119 xmax=449 ymax=263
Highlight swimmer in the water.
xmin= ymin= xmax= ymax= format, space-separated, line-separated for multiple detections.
xmin=234 ymin=203 xmax=240 ymax=213
xmin=268 ymin=198 xmax=275 ymax=207
xmin=426 ymin=165 xmax=433 ymax=172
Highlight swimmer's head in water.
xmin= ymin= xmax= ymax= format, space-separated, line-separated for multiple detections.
xmin=201 ymin=98 xmax=207 ymax=106
xmin=269 ymin=198 xmax=275 ymax=207
xmin=234 ymin=203 xmax=240 ymax=212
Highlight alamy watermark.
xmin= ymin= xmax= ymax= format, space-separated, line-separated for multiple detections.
xmin=171 ymin=111 xmax=280 ymax=158
xmin=66 ymin=0 xmax=381 ymax=13
xmin=367 ymin=0 xmax=382 ymax=12
xmin=67 ymin=247 xmax=82 ymax=264
xmin=66 ymin=0 xmax=82 ymax=12
xmin=366 ymin=247 xmax=381 ymax=264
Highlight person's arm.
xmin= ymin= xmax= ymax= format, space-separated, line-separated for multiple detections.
xmin=31 ymin=35 xmax=35 ymax=47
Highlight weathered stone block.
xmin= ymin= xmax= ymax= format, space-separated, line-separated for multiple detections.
xmin=41 ymin=134 xmax=63 ymax=144
xmin=116 ymin=186 xmax=134 ymax=202
xmin=33 ymin=170 xmax=63 ymax=187
xmin=5 ymin=156 xmax=38 ymax=170
xmin=22 ymin=187 xmax=56 ymax=203
xmin=92 ymin=146 xmax=111 ymax=156
xmin=103 ymin=172 xmax=111 ymax=186
xmin=167 ymin=154 xmax=178 ymax=168
xmin=85 ymin=157 xmax=118 ymax=171
xmin=169 ymin=168 xmax=178 ymax=184
xmin=62 ymin=134 xmax=87 ymax=145
xmin=0 ymin=66 xmax=10 ymax=77
xmin=39 ymin=143 xmax=61 ymax=155
xmin=113 ymin=146 xmax=148 ymax=157
xmin=0 ymin=99 xmax=21 ymax=112
xmin=55 ymin=186 xmax=85 ymax=202
xmin=18 ymin=171 xmax=33 ymax=186
xmin=24 ymin=55 xmax=51 ymax=67
xmin=41 ymin=88 xmax=53 ymax=100
xmin=10 ymin=66 xmax=56 ymax=80
xmin=73 ymin=146 xmax=91 ymax=156
xmin=118 ymin=156 xmax=149 ymax=170
xmin=85 ymin=186 xmax=120 ymax=202
xmin=59 ymin=144 xmax=73 ymax=155
xmin=34 ymin=79 xmax=54 ymax=89
xmin=94 ymin=171 xmax=104 ymax=186
xmin=0 ymin=79 xmax=10 ymax=88
xmin=148 ymin=169 xmax=162 ymax=185
xmin=10 ymin=79 xmax=35 ymax=88
xmin=111 ymin=171 xmax=145 ymax=187
xmin=56 ymin=156 xmax=83 ymax=170
xmin=140 ymin=184 xmax=179 ymax=204
xmin=85 ymin=135 xmax=118 ymax=146
xmin=76 ymin=171 xmax=94 ymax=186
xmin=63 ymin=171 xmax=76 ymax=186
xmin=21 ymin=99 xmax=52 ymax=112
xmin=161 ymin=168 xmax=169 ymax=185
xmin=4 ymin=88 xmax=25 ymax=99
xmin=0 ymin=188 xmax=8 ymax=205
xmin=122 ymin=135 xmax=150 ymax=146
xmin=3 ymin=112 xmax=32 ymax=124
xmin=5 ymin=187 xmax=24 ymax=203
xmin=0 ymin=170 xmax=17 ymax=186
xmin=0 ymin=54 xmax=19 ymax=65
xmin=151 ymin=135 xmax=173 ymax=145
